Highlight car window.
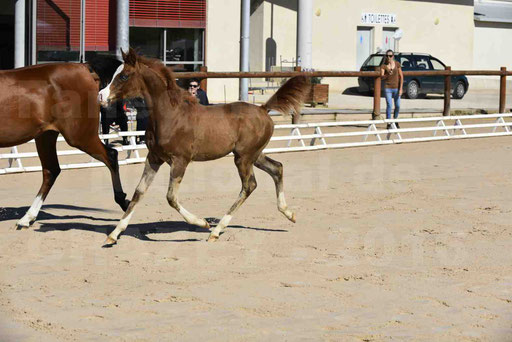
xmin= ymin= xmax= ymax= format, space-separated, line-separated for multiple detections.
xmin=415 ymin=56 xmax=431 ymax=70
xmin=363 ymin=55 xmax=384 ymax=67
xmin=398 ymin=55 xmax=414 ymax=69
xmin=430 ymin=58 xmax=445 ymax=70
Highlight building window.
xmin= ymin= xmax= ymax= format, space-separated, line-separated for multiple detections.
xmin=130 ymin=27 xmax=204 ymax=72
xmin=36 ymin=0 xmax=81 ymax=62
xmin=130 ymin=27 xmax=163 ymax=59
xmin=36 ymin=0 xmax=110 ymax=63
xmin=164 ymin=28 xmax=203 ymax=71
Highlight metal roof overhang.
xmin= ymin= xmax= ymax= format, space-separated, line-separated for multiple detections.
xmin=474 ymin=1 xmax=512 ymax=23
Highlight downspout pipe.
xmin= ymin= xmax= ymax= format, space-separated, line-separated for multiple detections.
xmin=15 ymin=0 xmax=26 ymax=68
xmin=117 ymin=0 xmax=130 ymax=59
xmin=297 ymin=0 xmax=313 ymax=70
xmin=240 ymin=0 xmax=250 ymax=101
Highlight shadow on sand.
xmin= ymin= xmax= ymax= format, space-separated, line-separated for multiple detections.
xmin=343 ymin=86 xmax=371 ymax=97
xmin=2 ymin=205 xmax=289 ymax=244
xmin=0 ymin=204 xmax=118 ymax=223
xmin=34 ymin=216 xmax=288 ymax=245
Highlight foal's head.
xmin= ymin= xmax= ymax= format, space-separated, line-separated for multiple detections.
xmin=99 ymin=48 xmax=184 ymax=110
xmin=98 ymin=48 xmax=150 ymax=108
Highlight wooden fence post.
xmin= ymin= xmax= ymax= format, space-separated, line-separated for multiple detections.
xmin=293 ymin=66 xmax=302 ymax=124
xmin=443 ymin=66 xmax=451 ymax=116
xmin=200 ymin=66 xmax=208 ymax=92
xmin=372 ymin=67 xmax=381 ymax=120
xmin=500 ymin=67 xmax=507 ymax=113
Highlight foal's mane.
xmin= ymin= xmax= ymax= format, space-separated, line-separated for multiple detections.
xmin=137 ymin=56 xmax=197 ymax=106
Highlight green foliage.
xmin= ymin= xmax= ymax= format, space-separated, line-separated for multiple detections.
xmin=311 ymin=76 xmax=323 ymax=84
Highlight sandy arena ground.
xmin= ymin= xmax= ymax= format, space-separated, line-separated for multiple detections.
xmin=1 ymin=137 xmax=512 ymax=341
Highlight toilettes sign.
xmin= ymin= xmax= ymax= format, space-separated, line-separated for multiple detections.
xmin=361 ymin=13 xmax=397 ymax=25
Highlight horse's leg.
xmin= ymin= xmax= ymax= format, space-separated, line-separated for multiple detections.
xmin=105 ymin=153 xmax=163 ymax=245
xmin=208 ymin=154 xmax=257 ymax=242
xmin=100 ymin=107 xmax=110 ymax=145
xmin=166 ymin=157 xmax=210 ymax=229
xmin=75 ymin=137 xmax=130 ymax=211
xmin=15 ymin=131 xmax=60 ymax=229
xmin=254 ymin=153 xmax=296 ymax=223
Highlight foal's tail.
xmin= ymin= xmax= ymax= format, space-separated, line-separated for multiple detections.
xmin=262 ymin=76 xmax=311 ymax=117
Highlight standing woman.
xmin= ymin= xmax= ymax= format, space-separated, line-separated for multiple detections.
xmin=380 ymin=49 xmax=404 ymax=128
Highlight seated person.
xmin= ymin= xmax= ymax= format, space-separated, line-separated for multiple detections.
xmin=126 ymin=97 xmax=149 ymax=144
xmin=188 ymin=78 xmax=209 ymax=105
xmin=100 ymin=100 xmax=128 ymax=145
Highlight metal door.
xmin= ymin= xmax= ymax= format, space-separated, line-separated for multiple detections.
xmin=382 ymin=28 xmax=397 ymax=52
xmin=356 ymin=27 xmax=373 ymax=70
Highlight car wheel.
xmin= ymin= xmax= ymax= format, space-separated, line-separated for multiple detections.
xmin=406 ymin=80 xmax=419 ymax=99
xmin=453 ymin=81 xmax=466 ymax=99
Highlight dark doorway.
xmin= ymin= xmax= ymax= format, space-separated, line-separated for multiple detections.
xmin=0 ymin=15 xmax=14 ymax=70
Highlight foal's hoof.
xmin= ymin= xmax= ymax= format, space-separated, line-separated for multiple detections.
xmin=197 ymin=219 xmax=210 ymax=229
xmin=103 ymin=236 xmax=117 ymax=247
xmin=289 ymin=212 xmax=296 ymax=223
xmin=14 ymin=223 xmax=30 ymax=230
xmin=207 ymin=234 xmax=219 ymax=242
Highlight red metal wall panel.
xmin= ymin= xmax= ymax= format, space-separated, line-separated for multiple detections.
xmin=37 ymin=0 xmax=81 ymax=51
xmin=129 ymin=0 xmax=206 ymax=28
xmin=37 ymin=0 xmax=110 ymax=52
xmin=85 ymin=0 xmax=110 ymax=51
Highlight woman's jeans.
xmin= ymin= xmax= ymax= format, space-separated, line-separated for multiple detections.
xmin=384 ymin=88 xmax=400 ymax=119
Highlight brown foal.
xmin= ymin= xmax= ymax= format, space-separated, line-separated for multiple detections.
xmin=0 ymin=63 xmax=129 ymax=229
xmin=103 ymin=48 xmax=310 ymax=244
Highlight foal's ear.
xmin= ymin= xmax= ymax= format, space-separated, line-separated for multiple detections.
xmin=121 ymin=47 xmax=138 ymax=67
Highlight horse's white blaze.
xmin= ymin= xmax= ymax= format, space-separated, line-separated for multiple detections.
xmin=98 ymin=64 xmax=124 ymax=106
xmin=17 ymin=195 xmax=43 ymax=227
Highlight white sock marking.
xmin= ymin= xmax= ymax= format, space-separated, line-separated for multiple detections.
xmin=17 ymin=195 xmax=43 ymax=227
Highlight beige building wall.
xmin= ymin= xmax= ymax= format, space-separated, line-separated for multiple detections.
xmin=312 ymin=0 xmax=474 ymax=91
xmin=473 ymin=22 xmax=512 ymax=69
xmin=471 ymin=22 xmax=512 ymax=89
xmin=205 ymin=0 xmax=241 ymax=102
xmin=262 ymin=2 xmax=297 ymax=70
xmin=250 ymin=2 xmax=298 ymax=85
xmin=205 ymin=0 xmax=475 ymax=101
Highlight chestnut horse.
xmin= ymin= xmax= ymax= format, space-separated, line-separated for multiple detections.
xmin=101 ymin=48 xmax=310 ymax=244
xmin=0 ymin=62 xmax=129 ymax=229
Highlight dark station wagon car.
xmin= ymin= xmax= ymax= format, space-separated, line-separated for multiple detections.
xmin=358 ymin=53 xmax=469 ymax=99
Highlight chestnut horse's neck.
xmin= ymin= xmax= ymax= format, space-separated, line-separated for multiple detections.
xmin=138 ymin=61 xmax=197 ymax=118
xmin=138 ymin=58 xmax=188 ymax=106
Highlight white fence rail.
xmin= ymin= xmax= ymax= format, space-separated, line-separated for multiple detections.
xmin=2 ymin=114 xmax=512 ymax=175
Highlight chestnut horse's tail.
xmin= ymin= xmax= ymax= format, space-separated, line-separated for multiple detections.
xmin=262 ymin=76 xmax=310 ymax=117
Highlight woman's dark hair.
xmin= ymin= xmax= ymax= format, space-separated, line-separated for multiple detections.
xmin=188 ymin=78 xmax=200 ymax=86
xmin=384 ymin=49 xmax=395 ymax=65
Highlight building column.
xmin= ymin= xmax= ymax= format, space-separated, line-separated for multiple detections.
xmin=80 ymin=0 xmax=86 ymax=62
xmin=117 ymin=0 xmax=130 ymax=59
xmin=15 ymin=0 xmax=26 ymax=68
xmin=240 ymin=0 xmax=250 ymax=101
xmin=297 ymin=0 xmax=313 ymax=70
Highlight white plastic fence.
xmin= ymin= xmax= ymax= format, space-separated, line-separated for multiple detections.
xmin=1 ymin=113 xmax=511 ymax=175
